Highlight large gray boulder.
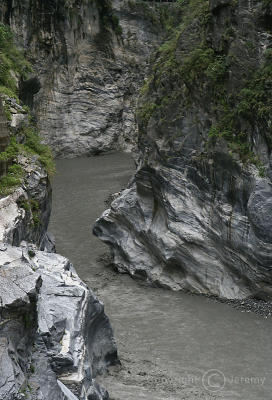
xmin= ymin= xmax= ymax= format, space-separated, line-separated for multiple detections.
xmin=0 ymin=244 xmax=118 ymax=400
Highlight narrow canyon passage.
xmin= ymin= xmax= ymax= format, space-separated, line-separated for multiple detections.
xmin=49 ymin=153 xmax=272 ymax=400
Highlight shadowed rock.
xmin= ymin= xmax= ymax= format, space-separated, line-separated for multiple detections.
xmin=0 ymin=99 xmax=10 ymax=177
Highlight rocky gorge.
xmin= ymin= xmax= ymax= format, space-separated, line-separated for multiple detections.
xmin=0 ymin=1 xmax=175 ymax=397
xmin=0 ymin=103 xmax=118 ymax=399
xmin=1 ymin=0 xmax=272 ymax=399
xmin=0 ymin=0 xmax=169 ymax=157
xmin=94 ymin=0 xmax=272 ymax=300
xmin=0 ymin=9 xmax=119 ymax=398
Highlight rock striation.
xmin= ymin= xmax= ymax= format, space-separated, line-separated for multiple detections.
xmin=0 ymin=0 xmax=168 ymax=157
xmin=94 ymin=0 xmax=272 ymax=300
xmin=0 ymin=14 xmax=120 ymax=398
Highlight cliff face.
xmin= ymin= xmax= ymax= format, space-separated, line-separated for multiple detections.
xmin=0 ymin=148 xmax=118 ymax=400
xmin=0 ymin=95 xmax=53 ymax=250
xmin=0 ymin=158 xmax=52 ymax=249
xmin=0 ymin=16 xmax=118 ymax=399
xmin=0 ymin=121 xmax=118 ymax=400
xmin=0 ymin=0 xmax=167 ymax=157
xmin=95 ymin=0 xmax=272 ymax=300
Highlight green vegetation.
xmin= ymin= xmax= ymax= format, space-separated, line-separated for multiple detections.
xmin=0 ymin=21 xmax=54 ymax=194
xmin=236 ymin=50 xmax=272 ymax=124
xmin=97 ymin=0 xmax=123 ymax=36
xmin=261 ymin=0 xmax=272 ymax=6
xmin=0 ymin=23 xmax=31 ymax=99
xmin=0 ymin=130 xmax=52 ymax=199
xmin=137 ymin=0 xmax=213 ymax=126
xmin=0 ymin=86 xmax=19 ymax=102
xmin=17 ymin=197 xmax=31 ymax=212
xmin=138 ymin=102 xmax=158 ymax=128
xmin=30 ymin=364 xmax=35 ymax=374
xmin=0 ymin=136 xmax=19 ymax=162
xmin=17 ymin=197 xmax=39 ymax=212
xmin=111 ymin=14 xmax=123 ymax=36
xmin=0 ymin=127 xmax=54 ymax=196
xmin=126 ymin=0 xmax=177 ymax=33
xmin=206 ymin=51 xmax=272 ymax=173
xmin=22 ymin=126 xmax=55 ymax=175
xmin=32 ymin=212 xmax=41 ymax=226
xmin=138 ymin=0 xmax=271 ymax=174
xmin=28 ymin=198 xmax=41 ymax=227
xmin=28 ymin=250 xmax=36 ymax=258
xmin=150 ymin=0 xmax=214 ymax=90
xmin=0 ymin=163 xmax=23 ymax=196
xmin=94 ymin=0 xmax=123 ymax=53
xmin=0 ymin=137 xmax=22 ymax=195
xmin=0 ymin=23 xmax=54 ymax=195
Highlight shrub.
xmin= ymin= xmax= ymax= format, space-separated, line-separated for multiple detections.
xmin=0 ymin=163 xmax=23 ymax=196
xmin=0 ymin=23 xmax=32 ymax=99
xmin=0 ymin=24 xmax=55 ymax=197
xmin=0 ymin=137 xmax=19 ymax=162
xmin=22 ymin=127 xmax=55 ymax=175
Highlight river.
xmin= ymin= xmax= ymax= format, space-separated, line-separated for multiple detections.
xmin=49 ymin=153 xmax=272 ymax=400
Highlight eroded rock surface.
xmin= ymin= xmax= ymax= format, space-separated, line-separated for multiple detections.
xmin=94 ymin=0 xmax=272 ymax=300
xmin=0 ymin=158 xmax=52 ymax=250
xmin=0 ymin=0 xmax=167 ymax=157
xmin=0 ymin=244 xmax=118 ymax=400
xmin=0 ymin=100 xmax=118 ymax=399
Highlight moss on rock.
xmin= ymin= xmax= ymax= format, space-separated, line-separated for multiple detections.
xmin=0 ymin=23 xmax=54 ymax=196
xmin=137 ymin=0 xmax=272 ymax=174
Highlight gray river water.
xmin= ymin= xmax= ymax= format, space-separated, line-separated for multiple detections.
xmin=49 ymin=153 xmax=272 ymax=400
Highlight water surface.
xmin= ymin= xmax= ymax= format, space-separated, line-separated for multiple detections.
xmin=50 ymin=153 xmax=272 ymax=400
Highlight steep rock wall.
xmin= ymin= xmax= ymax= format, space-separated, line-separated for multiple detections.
xmin=0 ymin=29 xmax=119 ymax=399
xmin=0 ymin=161 xmax=52 ymax=249
xmin=94 ymin=0 xmax=272 ymax=300
xmin=0 ymin=140 xmax=119 ymax=399
xmin=0 ymin=96 xmax=53 ymax=250
xmin=0 ymin=0 xmax=167 ymax=157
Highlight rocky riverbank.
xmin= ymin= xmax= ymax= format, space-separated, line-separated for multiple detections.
xmin=94 ymin=0 xmax=272 ymax=301
xmin=49 ymin=154 xmax=272 ymax=400
xmin=0 ymin=243 xmax=118 ymax=400
xmin=97 ymin=248 xmax=272 ymax=318
xmin=0 ymin=20 xmax=120 ymax=398
xmin=0 ymin=153 xmax=119 ymax=400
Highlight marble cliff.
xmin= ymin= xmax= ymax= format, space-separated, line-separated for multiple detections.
xmin=0 ymin=4 xmax=120 ymax=397
xmin=95 ymin=0 xmax=272 ymax=300
xmin=1 ymin=0 xmax=272 ymax=397
xmin=0 ymin=102 xmax=118 ymax=399
xmin=0 ymin=0 xmax=166 ymax=157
